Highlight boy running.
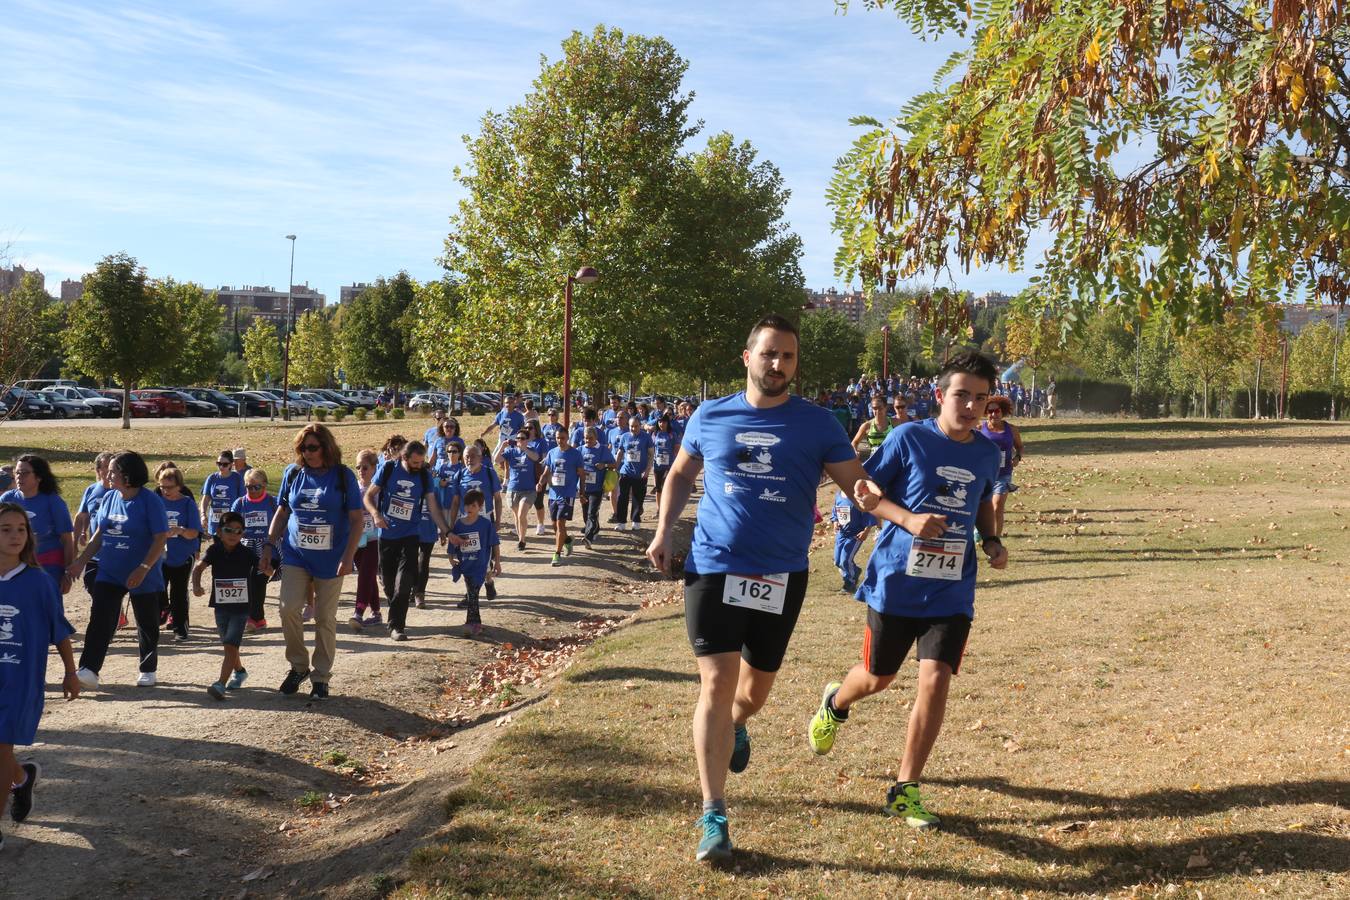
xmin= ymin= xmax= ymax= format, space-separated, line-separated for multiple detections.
xmin=806 ymin=351 xmax=1009 ymax=830
xmin=537 ymin=428 xmax=582 ymax=566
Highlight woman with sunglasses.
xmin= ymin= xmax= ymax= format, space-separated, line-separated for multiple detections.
xmin=153 ymin=463 xmax=201 ymax=641
xmin=232 ymin=467 xmax=278 ymax=632
xmin=851 ymin=395 xmax=896 ymax=459
xmin=350 ymin=450 xmax=383 ymax=629
xmin=65 ymin=451 xmax=170 ymax=689
xmin=200 ymin=450 xmax=245 ymax=538
xmin=428 ymin=417 xmax=466 ymax=468
xmin=260 ymin=425 xmax=363 ymax=701
xmin=0 ymin=454 xmax=74 ymax=593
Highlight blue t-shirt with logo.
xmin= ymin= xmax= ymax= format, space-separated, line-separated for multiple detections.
xmin=278 ymin=465 xmax=363 ymax=578
xmin=159 ymin=493 xmax=202 ymax=568
xmin=202 ymin=470 xmax=245 ymax=534
xmin=94 ymin=488 xmax=169 ymax=593
xmin=616 ymin=431 xmax=654 ymax=477
xmin=494 ymin=409 xmax=525 ymax=440
xmin=435 ymin=460 xmax=464 ymax=510
xmin=452 ymin=464 xmax=500 ymax=519
xmin=682 ymin=393 xmax=854 ymax=575
xmin=540 ymin=422 xmax=563 ymax=447
xmin=543 ymin=446 xmax=583 ymax=500
xmin=579 ymin=444 xmax=615 ymax=494
xmin=0 ymin=563 xmax=76 ymax=745
xmin=651 ymin=431 xmax=679 ymax=470
xmin=451 ymin=515 xmax=499 ymax=585
xmin=0 ymin=490 xmax=73 ymax=559
xmin=499 ymin=446 xmax=538 ymax=492
xmin=231 ymin=492 xmax=278 ymax=555
xmin=373 ymin=460 xmax=430 ymax=541
xmin=601 ymin=408 xmax=621 ymax=429
xmin=858 ymin=419 xmax=999 ymax=618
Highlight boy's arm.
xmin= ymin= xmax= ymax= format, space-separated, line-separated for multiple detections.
xmin=975 ymin=500 xmax=1008 ymax=569
xmin=191 ymin=558 xmax=209 ymax=596
xmin=56 ymin=637 xmax=79 ymax=699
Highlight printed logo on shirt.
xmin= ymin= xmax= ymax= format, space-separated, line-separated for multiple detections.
xmin=936 ymin=466 xmax=976 ymax=484
xmin=723 ymin=481 xmax=750 ymax=495
xmin=298 ymin=487 xmax=325 ymax=510
xmin=758 ymin=488 xmax=786 ymax=503
xmin=104 ymin=513 xmax=129 ymax=535
xmin=737 ymin=447 xmax=774 ymax=474
xmin=932 ymin=481 xmax=970 ymax=510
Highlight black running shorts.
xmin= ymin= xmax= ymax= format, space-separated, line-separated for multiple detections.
xmin=861 ymin=609 xmax=971 ymax=677
xmin=684 ymin=570 xmax=809 ymax=673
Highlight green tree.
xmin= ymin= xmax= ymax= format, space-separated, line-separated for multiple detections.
xmin=64 ymin=253 xmax=169 ymax=428
xmin=218 ymin=350 xmax=247 ymax=386
xmin=408 ymin=279 xmax=464 ymax=389
xmin=338 ymin=274 xmax=418 ymax=389
xmin=799 ymin=310 xmax=866 ymax=392
xmin=0 ymin=272 xmax=62 ymax=394
xmin=1288 ymin=320 xmax=1348 ymax=418
xmin=830 ymin=1 xmax=1349 ymax=330
xmin=242 ymin=319 xmax=281 ymax=388
xmin=288 ymin=310 xmax=337 ymax=388
xmin=1170 ymin=321 xmax=1241 ymax=417
xmin=151 ymin=279 xmax=225 ymax=386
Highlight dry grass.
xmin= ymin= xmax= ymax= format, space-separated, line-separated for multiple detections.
xmin=397 ymin=419 xmax=1350 ymax=899
xmin=0 ymin=412 xmax=498 ymax=511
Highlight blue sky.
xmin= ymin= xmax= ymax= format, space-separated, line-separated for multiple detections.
xmin=1 ymin=0 xmax=1031 ymax=303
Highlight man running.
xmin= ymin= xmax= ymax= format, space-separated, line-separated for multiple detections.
xmin=646 ymin=314 xmax=893 ymax=864
xmin=806 ymin=351 xmax=1009 ymax=831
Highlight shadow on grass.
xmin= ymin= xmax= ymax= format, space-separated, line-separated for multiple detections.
xmin=567 ymin=665 xmax=698 ymax=685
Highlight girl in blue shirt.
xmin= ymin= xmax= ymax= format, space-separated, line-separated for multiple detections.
xmin=153 ymin=463 xmax=201 ymax=641
xmin=651 ymin=415 xmax=681 ymax=499
xmin=232 ymin=468 xmax=279 ymax=631
xmin=0 ymin=454 xmax=74 ymax=592
xmin=0 ymin=502 xmax=79 ymax=848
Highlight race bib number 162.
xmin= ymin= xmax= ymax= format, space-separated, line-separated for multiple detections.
xmin=722 ymin=573 xmax=789 ymax=615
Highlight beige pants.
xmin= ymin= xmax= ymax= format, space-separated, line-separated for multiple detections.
xmin=279 ymin=565 xmax=343 ymax=685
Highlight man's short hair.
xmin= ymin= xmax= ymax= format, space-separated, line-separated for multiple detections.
xmin=936 ymin=350 xmax=998 ymax=392
xmin=746 ymin=313 xmax=799 ymax=350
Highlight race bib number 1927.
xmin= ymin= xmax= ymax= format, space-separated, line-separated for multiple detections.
xmin=722 ymin=573 xmax=789 ymax=615
xmin=214 ymin=578 xmax=248 ymax=604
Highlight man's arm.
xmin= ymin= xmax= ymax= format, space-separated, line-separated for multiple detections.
xmin=644 ymin=448 xmax=703 ymax=574
xmin=822 ymin=458 xmax=946 ymax=540
xmin=362 ymin=481 xmax=388 ymax=529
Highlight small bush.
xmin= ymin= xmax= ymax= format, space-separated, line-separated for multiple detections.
xmin=392 ymin=407 xmax=405 ymax=420
xmin=354 ymin=407 xmax=367 ymax=421
xmin=333 ymin=407 xmax=348 ymax=421
xmin=375 ymin=407 xmax=387 ymax=420
xmin=314 ymin=407 xmax=328 ymax=422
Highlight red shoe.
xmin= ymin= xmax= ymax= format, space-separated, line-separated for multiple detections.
xmin=118 ymin=611 xmax=128 ymax=629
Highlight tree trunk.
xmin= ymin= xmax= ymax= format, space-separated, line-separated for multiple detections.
xmin=1254 ymin=360 xmax=1262 ymax=418
xmin=122 ymin=385 xmax=131 ymax=430
xmin=1202 ymin=377 xmax=1210 ymax=418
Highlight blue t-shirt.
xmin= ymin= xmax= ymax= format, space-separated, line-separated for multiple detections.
xmin=202 ymin=470 xmax=245 ymax=534
xmin=569 ymin=422 xmax=596 ymax=447
xmin=616 ymin=431 xmax=654 ymax=477
xmin=0 ymin=563 xmax=76 ymax=745
xmin=499 ymin=447 xmax=539 ymax=492
xmin=543 ymin=446 xmax=583 ymax=500
xmin=494 ymin=409 xmax=525 ymax=440
xmin=651 ymin=431 xmax=679 ymax=470
xmin=94 ymin=488 xmax=169 ymax=593
xmin=79 ymin=481 xmax=110 ymax=518
xmin=430 ymin=435 xmax=466 ymax=466
xmin=601 ymin=408 xmax=621 ymax=429
xmin=373 ymin=460 xmax=431 ymax=541
xmin=451 ymin=515 xmax=499 ymax=585
xmin=540 ymin=422 xmax=563 ymax=447
xmin=231 ymin=492 xmax=278 ymax=554
xmin=832 ymin=489 xmax=877 ymax=540
xmin=418 ymin=493 xmax=440 ymax=543
xmin=452 ymin=464 xmax=500 ymax=519
xmin=159 ymin=493 xmax=202 ymax=567
xmin=0 ymin=490 xmax=73 ymax=559
xmin=579 ymin=444 xmax=615 ymax=494
xmin=606 ymin=425 xmax=626 ymax=457
xmin=682 ymin=393 xmax=855 ymax=575
xmin=278 ymin=466 xmax=363 ymax=578
xmin=435 ymin=460 xmax=464 ymax=510
xmin=858 ymin=419 xmax=999 ymax=618
xmin=423 ymin=425 xmax=442 ymax=448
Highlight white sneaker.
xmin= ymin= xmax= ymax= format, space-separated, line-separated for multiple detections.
xmin=76 ymin=667 xmax=99 ymax=689
xmin=535 ymin=524 xmax=547 ymax=536
xmin=136 ymin=672 xmax=157 ymax=687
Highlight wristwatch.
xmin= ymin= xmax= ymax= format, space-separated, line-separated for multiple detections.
xmin=981 ymin=535 xmax=1003 ymax=547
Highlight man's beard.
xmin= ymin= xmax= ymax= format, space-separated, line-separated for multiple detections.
xmin=752 ymin=370 xmax=789 ymax=397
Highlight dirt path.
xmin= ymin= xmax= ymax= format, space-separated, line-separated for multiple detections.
xmin=2 ymin=516 xmax=680 ymax=899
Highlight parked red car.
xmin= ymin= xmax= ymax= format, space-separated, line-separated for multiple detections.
xmin=100 ymin=390 xmax=160 ymax=417
xmin=132 ymin=389 xmax=187 ymax=417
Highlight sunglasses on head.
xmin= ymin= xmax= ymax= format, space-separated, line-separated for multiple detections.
xmin=220 ymin=526 xmax=243 ymax=534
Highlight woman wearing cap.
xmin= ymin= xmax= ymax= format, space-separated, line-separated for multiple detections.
xmin=201 ymin=450 xmax=245 ymax=537
xmin=65 ymin=451 xmax=170 ymax=689
xmin=0 ymin=455 xmax=74 ymax=592
xmin=259 ymin=425 xmax=363 ymax=700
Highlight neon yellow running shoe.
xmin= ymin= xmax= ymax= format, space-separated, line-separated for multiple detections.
xmin=808 ymin=682 xmax=844 ymax=755
xmin=883 ymin=782 xmax=941 ymax=830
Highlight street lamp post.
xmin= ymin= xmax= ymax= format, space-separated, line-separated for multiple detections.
xmin=281 ymin=234 xmax=297 ymax=421
xmin=563 ymin=266 xmax=599 ymax=429
xmin=881 ymin=324 xmax=891 ymax=384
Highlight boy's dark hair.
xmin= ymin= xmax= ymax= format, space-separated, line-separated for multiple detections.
xmin=463 ymin=488 xmax=485 ymax=508
xmin=217 ymin=511 xmax=245 ymax=530
xmin=110 ymin=450 xmax=150 ymax=488
xmin=746 ymin=313 xmax=799 ymax=350
xmin=936 ymin=350 xmax=998 ymax=392
xmin=583 ymin=406 xmax=598 ymax=421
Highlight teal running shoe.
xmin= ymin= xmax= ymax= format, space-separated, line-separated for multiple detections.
xmin=729 ymin=724 xmax=751 ymax=773
xmin=695 ymin=811 xmax=732 ymax=863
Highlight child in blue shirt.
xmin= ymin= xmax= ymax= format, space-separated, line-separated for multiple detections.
xmin=832 ymin=489 xmax=877 ymax=594
xmin=0 ymin=501 xmax=79 ymax=849
xmin=447 ymin=489 xmax=500 ymax=637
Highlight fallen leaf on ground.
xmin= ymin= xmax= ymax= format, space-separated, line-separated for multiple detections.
xmin=241 ymin=867 xmax=272 ymax=882
xmin=171 ymin=848 xmax=192 ymax=857
xmin=1186 ymin=852 xmax=1210 ymax=870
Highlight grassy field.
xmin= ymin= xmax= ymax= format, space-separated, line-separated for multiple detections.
xmin=0 ymin=412 xmax=497 ymax=510
xmin=394 ymin=419 xmax=1350 ymax=898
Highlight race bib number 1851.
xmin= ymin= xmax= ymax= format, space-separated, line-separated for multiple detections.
xmin=722 ymin=573 xmax=789 ymax=615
